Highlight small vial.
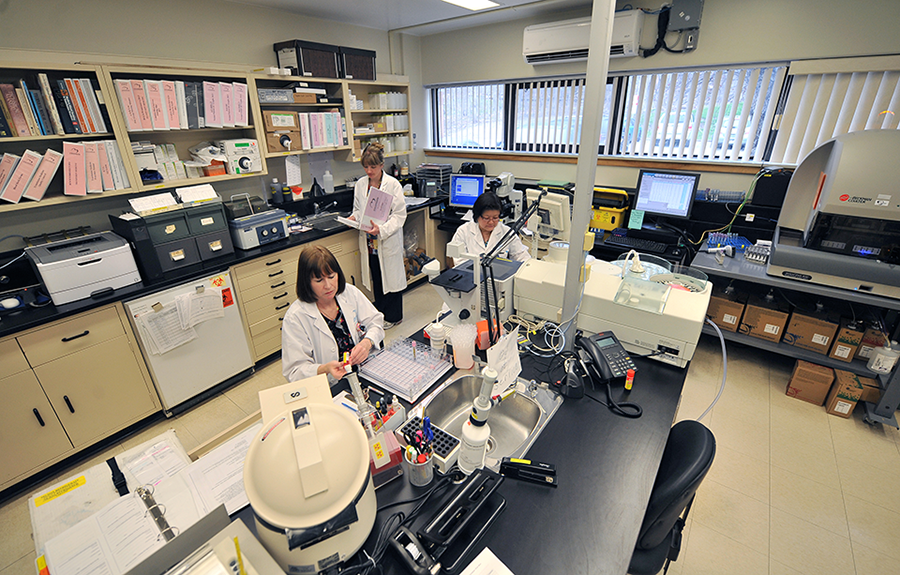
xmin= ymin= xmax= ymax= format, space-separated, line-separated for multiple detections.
xmin=625 ymin=369 xmax=635 ymax=391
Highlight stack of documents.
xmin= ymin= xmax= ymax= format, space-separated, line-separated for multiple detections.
xmin=134 ymin=287 xmax=223 ymax=355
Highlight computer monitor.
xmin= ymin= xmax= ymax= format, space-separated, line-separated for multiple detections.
xmin=525 ymin=188 xmax=570 ymax=240
xmin=633 ymin=169 xmax=700 ymax=220
xmin=449 ymin=174 xmax=485 ymax=209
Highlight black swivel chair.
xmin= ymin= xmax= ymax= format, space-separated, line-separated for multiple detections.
xmin=628 ymin=420 xmax=716 ymax=575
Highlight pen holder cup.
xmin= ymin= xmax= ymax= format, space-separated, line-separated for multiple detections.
xmin=403 ymin=453 xmax=434 ymax=487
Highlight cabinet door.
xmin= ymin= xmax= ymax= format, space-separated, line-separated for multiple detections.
xmin=0 ymin=370 xmax=73 ymax=487
xmin=34 ymin=335 xmax=157 ymax=449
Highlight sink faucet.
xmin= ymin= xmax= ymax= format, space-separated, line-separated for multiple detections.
xmin=313 ymin=200 xmax=338 ymax=216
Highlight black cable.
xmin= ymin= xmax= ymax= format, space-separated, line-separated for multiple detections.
xmin=641 ymin=6 xmax=671 ymax=58
xmin=584 ymin=382 xmax=642 ymax=418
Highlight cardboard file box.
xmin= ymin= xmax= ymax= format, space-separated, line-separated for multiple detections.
xmin=859 ymin=376 xmax=882 ymax=404
xmin=826 ymin=369 xmax=865 ymax=418
xmin=828 ymin=319 xmax=865 ymax=363
xmin=705 ymin=287 xmax=746 ymax=332
xmin=855 ymin=323 xmax=887 ymax=360
xmin=786 ymin=360 xmax=834 ymax=406
xmin=783 ymin=310 xmax=839 ymax=355
xmin=739 ymin=294 xmax=789 ymax=343
xmin=293 ymin=92 xmax=317 ymax=104
xmin=263 ymin=110 xmax=299 ymax=132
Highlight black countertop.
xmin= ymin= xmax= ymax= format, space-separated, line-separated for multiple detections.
xmin=0 ymin=198 xmax=444 ymax=339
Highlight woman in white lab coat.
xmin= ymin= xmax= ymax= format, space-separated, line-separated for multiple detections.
xmin=350 ymin=142 xmax=407 ymax=327
xmin=281 ymin=245 xmax=384 ymax=386
xmin=450 ymin=192 xmax=530 ymax=267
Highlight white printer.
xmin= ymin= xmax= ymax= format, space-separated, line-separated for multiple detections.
xmin=26 ymin=231 xmax=141 ymax=305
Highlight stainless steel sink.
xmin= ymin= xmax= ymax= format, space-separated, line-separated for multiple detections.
xmin=417 ymin=369 xmax=563 ymax=470
xmin=304 ymin=212 xmax=350 ymax=232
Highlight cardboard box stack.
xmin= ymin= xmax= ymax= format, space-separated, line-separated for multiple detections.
xmin=784 ymin=309 xmax=839 ymax=355
xmin=825 ymin=369 xmax=866 ymax=418
xmin=705 ymin=287 xmax=746 ymax=332
xmin=786 ymin=360 xmax=834 ymax=405
xmin=855 ymin=321 xmax=887 ymax=360
xmin=739 ymin=292 xmax=790 ymax=343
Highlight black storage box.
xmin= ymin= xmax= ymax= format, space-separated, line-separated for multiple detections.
xmin=274 ymin=40 xmax=341 ymax=78
xmin=339 ymin=46 xmax=376 ymax=80
xmin=751 ymin=168 xmax=793 ymax=208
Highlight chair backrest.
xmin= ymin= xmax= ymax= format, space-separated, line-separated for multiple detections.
xmin=636 ymin=420 xmax=716 ymax=550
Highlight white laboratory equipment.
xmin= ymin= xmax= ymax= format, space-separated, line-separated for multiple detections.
xmin=124 ymin=271 xmax=254 ymax=413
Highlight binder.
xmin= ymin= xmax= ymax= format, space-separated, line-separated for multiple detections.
xmin=144 ymin=80 xmax=169 ymax=130
xmin=63 ymin=141 xmax=87 ymax=196
xmin=175 ymin=81 xmax=189 ymax=130
xmin=183 ymin=82 xmax=200 ymax=130
xmin=15 ymin=86 xmax=39 ymax=135
xmin=202 ymin=81 xmax=222 ymax=128
xmin=29 ymin=89 xmax=52 ymax=136
xmin=0 ymin=153 xmax=20 ymax=191
xmin=298 ymin=112 xmax=311 ymax=150
xmin=105 ymin=140 xmax=125 ymax=190
xmin=22 ymin=148 xmax=63 ymax=201
xmin=219 ymin=81 xmax=234 ymax=127
xmin=54 ymin=79 xmax=82 ymax=134
xmin=84 ymin=141 xmax=103 ymax=193
xmin=65 ymin=78 xmax=93 ymax=133
xmin=114 ymin=79 xmax=143 ymax=131
xmin=232 ymin=81 xmax=248 ymax=127
xmin=130 ymin=79 xmax=153 ymax=130
xmin=37 ymin=73 xmax=65 ymax=135
xmin=78 ymin=78 xmax=108 ymax=133
xmin=0 ymin=91 xmax=14 ymax=137
xmin=96 ymin=141 xmax=115 ymax=191
xmin=162 ymin=80 xmax=180 ymax=129
xmin=0 ymin=149 xmax=41 ymax=203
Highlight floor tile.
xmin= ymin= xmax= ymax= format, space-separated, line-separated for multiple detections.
xmin=770 ymin=432 xmax=841 ymax=490
xmin=691 ymin=479 xmax=769 ymax=552
xmin=710 ymin=411 xmax=770 ymax=462
xmin=770 ymin=396 xmax=835 ymax=453
xmin=174 ymin=393 xmax=249 ymax=448
xmin=770 ymin=466 xmax=849 ymax=537
xmin=852 ymin=541 xmax=900 ymax=575
xmin=769 ymin=507 xmax=855 ymax=575
xmin=704 ymin=443 xmax=769 ymax=504
xmin=222 ymin=370 xmax=283 ymax=416
xmin=0 ymin=551 xmax=35 ymax=575
xmin=831 ymin=424 xmax=900 ymax=475
xmin=118 ymin=418 xmax=198 ymax=456
xmin=769 ymin=558 xmax=806 ymax=575
xmin=836 ymin=453 xmax=900 ymax=514
xmin=679 ymin=522 xmax=768 ymax=575
xmin=844 ymin=494 xmax=900 ymax=560
xmin=0 ymin=492 xmax=34 ymax=571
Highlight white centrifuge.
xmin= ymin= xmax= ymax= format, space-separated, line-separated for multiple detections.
xmin=243 ymin=402 xmax=376 ymax=573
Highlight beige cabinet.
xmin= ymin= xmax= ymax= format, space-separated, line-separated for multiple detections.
xmin=0 ymin=303 xmax=160 ymax=490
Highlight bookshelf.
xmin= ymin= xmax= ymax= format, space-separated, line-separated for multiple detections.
xmin=343 ymin=79 xmax=412 ymax=162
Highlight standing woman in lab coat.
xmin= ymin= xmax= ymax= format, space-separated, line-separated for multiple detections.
xmin=351 ymin=143 xmax=407 ymax=327
xmin=450 ymin=192 xmax=530 ymax=266
xmin=281 ymin=245 xmax=384 ymax=385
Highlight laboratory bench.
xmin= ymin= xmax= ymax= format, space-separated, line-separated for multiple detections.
xmin=232 ymin=331 xmax=688 ymax=575
xmin=691 ymin=251 xmax=900 ymax=428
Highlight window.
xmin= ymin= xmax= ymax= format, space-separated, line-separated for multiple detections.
xmin=430 ymin=83 xmax=505 ymax=149
xmin=768 ymin=56 xmax=900 ymax=164
xmin=618 ymin=65 xmax=786 ymax=161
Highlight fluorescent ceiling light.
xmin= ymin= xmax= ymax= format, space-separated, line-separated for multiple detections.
xmin=440 ymin=0 xmax=499 ymax=11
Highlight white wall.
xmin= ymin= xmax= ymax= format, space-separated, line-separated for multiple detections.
xmin=415 ymin=0 xmax=900 ymax=190
xmin=0 ymin=0 xmax=397 ymax=242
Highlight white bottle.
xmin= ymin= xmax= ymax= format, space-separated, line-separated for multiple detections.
xmin=867 ymin=341 xmax=900 ymax=374
xmin=458 ymin=419 xmax=490 ymax=475
xmin=323 ymin=170 xmax=334 ymax=194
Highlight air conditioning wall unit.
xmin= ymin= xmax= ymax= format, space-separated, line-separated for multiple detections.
xmin=522 ymin=10 xmax=644 ymax=65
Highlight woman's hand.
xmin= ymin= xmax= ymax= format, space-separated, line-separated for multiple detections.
xmin=349 ymin=338 xmax=373 ymax=365
xmin=368 ymin=222 xmax=381 ymax=236
xmin=319 ymin=361 xmax=347 ymax=380
xmin=347 ymin=215 xmax=356 ymax=221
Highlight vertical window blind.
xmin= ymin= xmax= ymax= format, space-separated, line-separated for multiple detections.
xmin=619 ymin=65 xmax=786 ymax=162
xmin=513 ymin=78 xmax=590 ymax=153
xmin=432 ymin=83 xmax=505 ymax=149
xmin=769 ymin=59 xmax=900 ymax=164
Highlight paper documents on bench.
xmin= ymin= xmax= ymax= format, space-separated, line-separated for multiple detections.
xmin=184 ymin=422 xmax=262 ymax=515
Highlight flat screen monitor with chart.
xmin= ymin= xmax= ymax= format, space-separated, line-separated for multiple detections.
xmin=449 ymin=174 xmax=485 ymax=209
xmin=633 ymin=169 xmax=700 ymax=220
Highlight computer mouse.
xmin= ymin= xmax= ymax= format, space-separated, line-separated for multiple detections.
xmin=1 ymin=297 xmax=21 ymax=309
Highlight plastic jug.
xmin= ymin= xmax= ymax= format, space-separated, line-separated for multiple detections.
xmin=867 ymin=341 xmax=900 ymax=374
xmin=323 ymin=170 xmax=334 ymax=194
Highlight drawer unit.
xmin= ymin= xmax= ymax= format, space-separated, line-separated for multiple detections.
xmin=253 ymin=326 xmax=284 ymax=360
xmin=186 ymin=205 xmax=228 ymax=235
xmin=239 ymin=272 xmax=295 ymax=303
xmin=0 ymin=338 xmax=29 ymax=379
xmin=196 ymin=229 xmax=235 ymax=261
xmin=145 ymin=211 xmax=191 ymax=244
xmin=232 ymin=247 xmax=300 ymax=284
xmin=155 ymin=237 xmax=202 ymax=272
xmin=17 ymin=306 xmax=124 ymax=366
xmin=249 ymin=313 xmax=286 ymax=337
xmin=244 ymin=294 xmax=293 ymax=326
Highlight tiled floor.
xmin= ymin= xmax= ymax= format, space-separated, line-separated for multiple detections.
xmin=3 ymin=282 xmax=900 ymax=574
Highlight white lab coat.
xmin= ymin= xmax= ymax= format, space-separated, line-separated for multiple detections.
xmin=281 ymin=284 xmax=385 ymax=385
xmin=450 ymin=219 xmax=531 ymax=267
xmin=353 ymin=172 xmax=408 ymax=294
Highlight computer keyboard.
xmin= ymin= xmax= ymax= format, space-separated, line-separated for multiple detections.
xmin=603 ymin=234 xmax=668 ymax=254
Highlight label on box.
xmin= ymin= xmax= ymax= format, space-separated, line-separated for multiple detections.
xmin=270 ymin=113 xmax=296 ymax=127
xmin=834 ymin=400 xmax=852 ymax=414
xmin=765 ymin=323 xmax=781 ymax=335
xmin=812 ymin=333 xmax=830 ymax=345
xmin=833 ymin=345 xmax=851 ymax=359
xmin=723 ymin=313 xmax=738 ymax=325
xmin=200 ymin=217 xmax=214 ymax=226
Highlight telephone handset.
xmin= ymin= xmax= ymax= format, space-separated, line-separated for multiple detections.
xmin=575 ymin=331 xmax=637 ymax=382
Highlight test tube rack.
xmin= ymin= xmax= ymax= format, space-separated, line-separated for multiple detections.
xmin=400 ymin=416 xmax=460 ymax=474
xmin=359 ymin=338 xmax=453 ymax=403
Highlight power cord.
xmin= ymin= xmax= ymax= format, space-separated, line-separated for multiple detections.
xmin=584 ymin=381 xmax=643 ymax=418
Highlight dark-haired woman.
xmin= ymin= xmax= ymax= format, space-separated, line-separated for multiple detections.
xmin=450 ymin=192 xmax=530 ymax=266
xmin=281 ymin=245 xmax=384 ymax=385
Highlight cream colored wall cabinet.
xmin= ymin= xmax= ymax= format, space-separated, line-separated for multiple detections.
xmin=0 ymin=303 xmax=160 ymax=490
xmin=343 ymin=80 xmax=411 ymax=162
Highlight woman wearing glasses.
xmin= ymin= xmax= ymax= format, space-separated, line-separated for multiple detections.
xmin=450 ymin=192 xmax=530 ymax=266
xmin=349 ymin=142 xmax=407 ymax=328
xmin=282 ymin=245 xmax=384 ymax=386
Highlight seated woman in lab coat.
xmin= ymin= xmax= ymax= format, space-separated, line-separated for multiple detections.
xmin=281 ymin=245 xmax=384 ymax=385
xmin=450 ymin=192 xmax=531 ymax=267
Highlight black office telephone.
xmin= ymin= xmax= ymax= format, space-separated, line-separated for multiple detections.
xmin=575 ymin=331 xmax=637 ymax=383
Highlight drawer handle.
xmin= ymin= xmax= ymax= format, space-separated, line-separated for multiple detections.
xmin=268 ymin=270 xmax=284 ymax=278
xmin=266 ymin=258 xmax=282 ymax=266
xmin=271 ymin=280 xmax=286 ymax=289
xmin=33 ymin=409 xmax=45 ymax=427
xmin=273 ymin=291 xmax=289 ymax=300
xmin=279 ymin=317 xmax=284 ymax=322
xmin=61 ymin=330 xmax=90 ymax=343
xmin=275 ymin=302 xmax=289 ymax=310
xmin=64 ymin=395 xmax=75 ymax=413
